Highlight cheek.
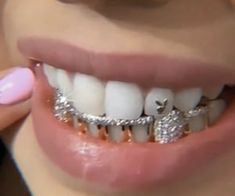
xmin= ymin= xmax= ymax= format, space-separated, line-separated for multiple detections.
xmin=2 ymin=0 xmax=98 ymax=67
xmin=2 ymin=0 xmax=38 ymax=66
xmin=1 ymin=0 xmax=107 ymax=67
xmin=0 ymin=34 xmax=9 ymax=69
xmin=0 ymin=1 xmax=10 ymax=69
xmin=7 ymin=0 xmax=74 ymax=68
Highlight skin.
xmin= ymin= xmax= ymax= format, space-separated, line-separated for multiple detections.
xmin=0 ymin=0 xmax=235 ymax=195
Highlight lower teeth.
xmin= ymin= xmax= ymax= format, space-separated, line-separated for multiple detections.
xmin=53 ymin=89 xmax=227 ymax=144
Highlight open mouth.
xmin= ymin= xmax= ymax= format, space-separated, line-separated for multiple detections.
xmin=19 ymin=37 xmax=235 ymax=193
xmin=44 ymin=63 xmax=229 ymax=144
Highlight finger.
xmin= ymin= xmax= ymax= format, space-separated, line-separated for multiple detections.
xmin=0 ymin=67 xmax=34 ymax=105
xmin=0 ymin=99 xmax=31 ymax=131
xmin=0 ymin=67 xmax=34 ymax=131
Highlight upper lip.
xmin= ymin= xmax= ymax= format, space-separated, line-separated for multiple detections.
xmin=18 ymin=37 xmax=235 ymax=89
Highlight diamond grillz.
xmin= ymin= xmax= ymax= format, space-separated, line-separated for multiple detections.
xmin=53 ymin=89 xmax=210 ymax=144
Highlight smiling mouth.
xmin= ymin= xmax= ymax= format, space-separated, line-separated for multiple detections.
xmin=19 ymin=37 xmax=235 ymax=192
xmin=43 ymin=63 xmax=231 ymax=144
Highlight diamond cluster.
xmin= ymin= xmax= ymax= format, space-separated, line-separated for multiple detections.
xmin=154 ymin=110 xmax=187 ymax=144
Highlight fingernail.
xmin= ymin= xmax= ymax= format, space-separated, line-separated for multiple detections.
xmin=0 ymin=68 xmax=35 ymax=104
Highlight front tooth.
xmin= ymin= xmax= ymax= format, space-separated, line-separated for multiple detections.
xmin=43 ymin=64 xmax=58 ymax=88
xmin=203 ymin=86 xmax=224 ymax=100
xmin=145 ymin=88 xmax=174 ymax=117
xmin=57 ymin=69 xmax=73 ymax=96
xmin=174 ymin=88 xmax=202 ymax=112
xmin=132 ymin=125 xmax=149 ymax=143
xmin=108 ymin=126 xmax=124 ymax=142
xmin=189 ymin=116 xmax=206 ymax=132
xmin=105 ymin=81 xmax=144 ymax=119
xmin=208 ymin=99 xmax=226 ymax=125
xmin=73 ymin=73 xmax=105 ymax=115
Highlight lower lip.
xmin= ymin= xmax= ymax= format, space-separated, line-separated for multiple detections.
xmin=32 ymin=67 xmax=235 ymax=192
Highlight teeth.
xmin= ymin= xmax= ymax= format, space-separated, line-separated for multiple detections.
xmin=73 ymin=116 xmax=79 ymax=129
xmin=174 ymin=88 xmax=202 ymax=112
xmin=189 ymin=116 xmax=206 ymax=132
xmin=43 ymin=64 xmax=58 ymax=88
xmin=105 ymin=81 xmax=144 ymax=119
xmin=208 ymin=99 xmax=226 ymax=125
xmin=46 ymin=65 xmax=228 ymax=143
xmin=203 ymin=86 xmax=224 ymax=100
xmin=72 ymin=73 xmax=105 ymax=115
xmin=88 ymin=124 xmax=99 ymax=137
xmin=145 ymin=88 xmax=174 ymax=117
xmin=132 ymin=125 xmax=149 ymax=143
xmin=56 ymin=69 xmax=73 ymax=96
xmin=108 ymin=126 xmax=124 ymax=142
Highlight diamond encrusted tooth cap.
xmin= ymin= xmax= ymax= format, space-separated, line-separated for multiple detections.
xmin=154 ymin=110 xmax=187 ymax=144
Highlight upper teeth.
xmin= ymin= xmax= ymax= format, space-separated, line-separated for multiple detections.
xmin=57 ymin=69 xmax=73 ymax=96
xmin=203 ymin=85 xmax=224 ymax=100
xmin=208 ymin=99 xmax=226 ymax=125
xmin=44 ymin=64 xmax=226 ymax=142
xmin=105 ymin=81 xmax=144 ymax=119
xmin=43 ymin=64 xmax=226 ymax=118
xmin=43 ymin=64 xmax=58 ymax=88
xmin=73 ymin=73 xmax=105 ymax=116
xmin=174 ymin=88 xmax=203 ymax=112
xmin=145 ymin=88 xmax=174 ymax=117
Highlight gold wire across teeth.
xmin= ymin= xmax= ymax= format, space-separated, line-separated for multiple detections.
xmin=54 ymin=89 xmax=209 ymax=144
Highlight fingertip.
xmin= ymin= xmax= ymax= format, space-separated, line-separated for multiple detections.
xmin=0 ymin=68 xmax=35 ymax=105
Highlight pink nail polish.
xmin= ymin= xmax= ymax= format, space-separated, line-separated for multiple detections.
xmin=0 ymin=68 xmax=35 ymax=104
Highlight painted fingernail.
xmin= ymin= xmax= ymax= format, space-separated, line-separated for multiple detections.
xmin=0 ymin=68 xmax=35 ymax=104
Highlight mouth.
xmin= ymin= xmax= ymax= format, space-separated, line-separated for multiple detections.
xmin=19 ymin=37 xmax=235 ymax=193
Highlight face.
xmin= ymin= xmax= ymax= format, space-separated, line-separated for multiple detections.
xmin=1 ymin=0 xmax=235 ymax=195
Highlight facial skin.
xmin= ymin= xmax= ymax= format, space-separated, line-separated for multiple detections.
xmin=0 ymin=0 xmax=235 ymax=195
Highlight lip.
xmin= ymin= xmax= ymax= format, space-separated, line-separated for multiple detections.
xmin=18 ymin=37 xmax=235 ymax=89
xmin=20 ymin=37 xmax=235 ymax=192
xmin=32 ymin=68 xmax=235 ymax=192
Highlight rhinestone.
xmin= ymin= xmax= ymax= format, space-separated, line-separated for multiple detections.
xmin=154 ymin=111 xmax=187 ymax=144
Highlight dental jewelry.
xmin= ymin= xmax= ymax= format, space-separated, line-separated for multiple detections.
xmin=54 ymin=89 xmax=209 ymax=143
xmin=155 ymin=98 xmax=168 ymax=114
xmin=54 ymin=90 xmax=155 ymax=125
xmin=154 ymin=110 xmax=186 ymax=144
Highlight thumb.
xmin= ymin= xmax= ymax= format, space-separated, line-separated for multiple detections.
xmin=0 ymin=67 xmax=34 ymax=131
